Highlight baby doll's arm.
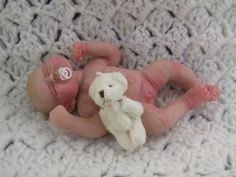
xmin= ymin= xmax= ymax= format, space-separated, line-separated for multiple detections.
xmin=72 ymin=41 xmax=121 ymax=66
xmin=49 ymin=105 xmax=107 ymax=138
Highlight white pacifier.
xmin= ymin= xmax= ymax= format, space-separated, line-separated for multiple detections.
xmin=58 ymin=67 xmax=72 ymax=81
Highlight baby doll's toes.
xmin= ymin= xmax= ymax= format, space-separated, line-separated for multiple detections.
xmin=194 ymin=83 xmax=211 ymax=102
xmin=182 ymin=83 xmax=219 ymax=109
xmin=206 ymin=85 xmax=220 ymax=101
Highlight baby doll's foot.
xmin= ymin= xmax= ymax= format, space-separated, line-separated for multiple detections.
xmin=205 ymin=85 xmax=220 ymax=101
xmin=71 ymin=42 xmax=88 ymax=60
xmin=182 ymin=83 xmax=216 ymax=110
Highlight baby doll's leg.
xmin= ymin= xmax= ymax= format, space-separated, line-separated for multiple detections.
xmin=142 ymin=83 xmax=219 ymax=134
xmin=142 ymin=99 xmax=188 ymax=135
xmin=142 ymin=60 xmax=201 ymax=91
xmin=49 ymin=105 xmax=107 ymax=138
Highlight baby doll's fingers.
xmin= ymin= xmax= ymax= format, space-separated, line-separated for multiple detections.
xmin=71 ymin=42 xmax=88 ymax=60
xmin=72 ymin=45 xmax=83 ymax=60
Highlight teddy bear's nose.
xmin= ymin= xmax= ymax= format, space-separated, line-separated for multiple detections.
xmin=99 ymin=90 xmax=104 ymax=98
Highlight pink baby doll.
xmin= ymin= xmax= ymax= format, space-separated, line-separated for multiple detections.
xmin=27 ymin=41 xmax=220 ymax=138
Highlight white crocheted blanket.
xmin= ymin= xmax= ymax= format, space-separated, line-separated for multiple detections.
xmin=0 ymin=0 xmax=236 ymax=177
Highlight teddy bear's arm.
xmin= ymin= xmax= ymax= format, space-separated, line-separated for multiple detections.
xmin=121 ymin=96 xmax=144 ymax=119
xmin=99 ymin=109 xmax=112 ymax=129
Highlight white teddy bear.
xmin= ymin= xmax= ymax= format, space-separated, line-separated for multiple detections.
xmin=89 ymin=72 xmax=146 ymax=152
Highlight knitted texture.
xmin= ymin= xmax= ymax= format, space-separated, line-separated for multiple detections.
xmin=0 ymin=0 xmax=236 ymax=176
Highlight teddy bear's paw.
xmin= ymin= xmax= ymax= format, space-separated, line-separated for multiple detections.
xmin=130 ymin=130 xmax=146 ymax=147
xmin=122 ymin=97 xmax=144 ymax=117
xmin=129 ymin=120 xmax=146 ymax=147
xmin=116 ymin=134 xmax=136 ymax=152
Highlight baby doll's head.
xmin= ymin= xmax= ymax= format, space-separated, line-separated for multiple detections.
xmin=27 ymin=56 xmax=81 ymax=113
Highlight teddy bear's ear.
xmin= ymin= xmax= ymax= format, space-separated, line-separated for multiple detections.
xmin=96 ymin=72 xmax=103 ymax=76
xmin=111 ymin=72 xmax=128 ymax=89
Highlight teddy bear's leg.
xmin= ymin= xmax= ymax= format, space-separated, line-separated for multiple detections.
xmin=115 ymin=133 xmax=136 ymax=152
xmin=142 ymin=60 xmax=202 ymax=91
xmin=141 ymin=84 xmax=220 ymax=135
xmin=129 ymin=119 xmax=146 ymax=147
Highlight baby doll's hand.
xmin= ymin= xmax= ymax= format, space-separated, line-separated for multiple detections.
xmin=71 ymin=42 xmax=88 ymax=60
xmin=49 ymin=105 xmax=70 ymax=130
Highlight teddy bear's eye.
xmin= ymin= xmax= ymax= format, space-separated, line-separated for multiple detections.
xmin=109 ymin=84 xmax=113 ymax=87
